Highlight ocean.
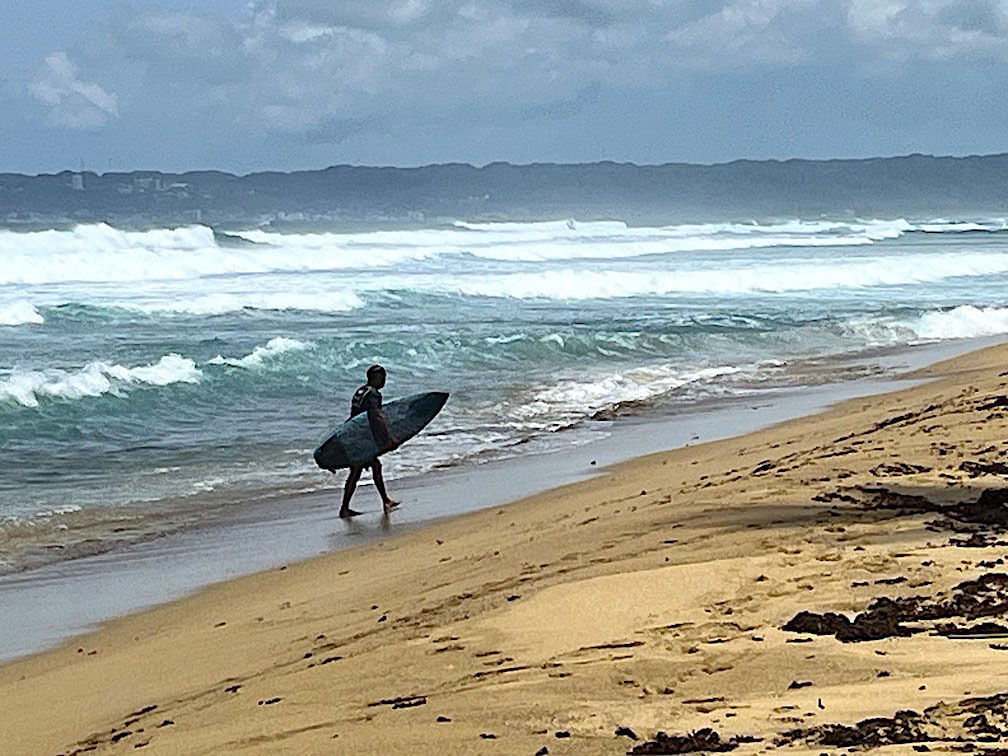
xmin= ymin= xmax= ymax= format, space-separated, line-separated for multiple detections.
xmin=2 ymin=217 xmax=1008 ymax=573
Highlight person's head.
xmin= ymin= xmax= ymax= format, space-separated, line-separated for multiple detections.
xmin=366 ymin=364 xmax=387 ymax=388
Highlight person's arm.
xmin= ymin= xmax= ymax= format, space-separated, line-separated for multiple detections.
xmin=365 ymin=390 xmax=398 ymax=448
xmin=369 ymin=407 xmax=398 ymax=449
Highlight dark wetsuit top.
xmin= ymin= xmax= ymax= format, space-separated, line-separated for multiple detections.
xmin=350 ymin=385 xmax=383 ymax=467
xmin=350 ymin=384 xmax=382 ymax=419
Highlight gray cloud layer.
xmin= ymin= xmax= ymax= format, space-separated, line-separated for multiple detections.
xmin=4 ymin=0 xmax=1008 ymax=171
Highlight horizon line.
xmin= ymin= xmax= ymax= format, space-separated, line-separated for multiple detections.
xmin=6 ymin=150 xmax=1008 ymax=180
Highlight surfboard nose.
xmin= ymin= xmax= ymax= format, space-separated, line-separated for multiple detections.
xmin=409 ymin=391 xmax=449 ymax=418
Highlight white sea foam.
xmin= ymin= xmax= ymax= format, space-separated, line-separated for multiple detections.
xmin=0 ymin=224 xmax=389 ymax=286
xmin=1 ymin=218 xmax=999 ymax=292
xmin=6 ymin=218 xmax=1008 ymax=328
xmin=842 ymin=305 xmax=1008 ymax=346
xmin=485 ymin=333 xmax=527 ymax=345
xmin=401 ymin=250 xmax=1008 ymax=299
xmin=912 ymin=305 xmax=1008 ymax=340
xmin=238 ymin=218 xmax=915 ymax=264
xmin=2 ymin=218 xmax=1004 ymax=289
xmin=498 ymin=364 xmax=747 ymax=429
xmin=30 ymin=504 xmax=82 ymax=519
xmin=208 ymin=337 xmax=312 ymax=368
xmin=0 ymin=224 xmax=222 ymax=285
xmin=0 ymin=354 xmax=201 ymax=408
xmin=121 ymin=290 xmax=365 ymax=315
xmin=916 ymin=219 xmax=1008 ymax=233
xmin=452 ymin=217 xmax=915 ymax=242
xmin=0 ymin=300 xmax=44 ymax=326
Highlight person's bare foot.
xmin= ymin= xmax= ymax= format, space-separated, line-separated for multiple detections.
xmin=383 ymin=499 xmax=400 ymax=513
xmin=339 ymin=507 xmax=363 ymax=518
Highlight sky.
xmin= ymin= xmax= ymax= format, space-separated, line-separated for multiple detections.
xmin=2 ymin=0 xmax=1007 ymax=174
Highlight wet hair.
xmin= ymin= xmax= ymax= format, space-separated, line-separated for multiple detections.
xmin=366 ymin=364 xmax=386 ymax=380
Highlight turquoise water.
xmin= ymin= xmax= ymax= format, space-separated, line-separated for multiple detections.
xmin=2 ymin=217 xmax=1008 ymax=571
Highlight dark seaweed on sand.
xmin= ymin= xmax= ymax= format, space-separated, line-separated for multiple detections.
xmin=778 ymin=692 xmax=1008 ymax=749
xmin=628 ymin=728 xmax=760 ymax=754
xmin=784 ymin=572 xmax=1008 ymax=641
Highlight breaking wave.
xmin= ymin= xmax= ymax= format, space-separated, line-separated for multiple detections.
xmin=0 ymin=300 xmax=43 ymax=326
xmin=238 ymin=218 xmax=911 ymax=263
xmin=116 ymin=290 xmax=365 ymax=316
xmin=4 ymin=217 xmax=1008 ymax=288
xmin=401 ymin=251 xmax=1008 ymax=299
xmin=912 ymin=305 xmax=1008 ymax=340
xmin=0 ymin=354 xmax=202 ymax=408
xmin=915 ymin=220 xmax=1008 ymax=233
xmin=208 ymin=337 xmax=312 ymax=368
xmin=842 ymin=305 xmax=1008 ymax=346
xmin=496 ymin=363 xmax=751 ymax=430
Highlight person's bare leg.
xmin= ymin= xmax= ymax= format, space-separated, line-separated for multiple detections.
xmin=372 ymin=460 xmax=400 ymax=512
xmin=340 ymin=466 xmax=364 ymax=518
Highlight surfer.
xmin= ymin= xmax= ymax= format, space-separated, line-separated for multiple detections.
xmin=340 ymin=364 xmax=401 ymax=518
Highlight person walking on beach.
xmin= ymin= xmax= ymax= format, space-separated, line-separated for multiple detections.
xmin=341 ymin=364 xmax=400 ymax=518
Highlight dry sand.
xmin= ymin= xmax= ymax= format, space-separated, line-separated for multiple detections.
xmin=3 ymin=343 xmax=1008 ymax=755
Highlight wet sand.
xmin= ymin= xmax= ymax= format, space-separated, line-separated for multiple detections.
xmin=3 ymin=341 xmax=1008 ymax=754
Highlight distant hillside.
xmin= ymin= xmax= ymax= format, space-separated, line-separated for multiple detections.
xmin=2 ymin=153 xmax=1007 ymax=228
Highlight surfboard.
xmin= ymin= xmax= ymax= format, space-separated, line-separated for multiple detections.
xmin=313 ymin=391 xmax=449 ymax=471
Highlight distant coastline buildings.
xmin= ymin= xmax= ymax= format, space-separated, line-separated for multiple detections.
xmin=5 ymin=154 xmax=1008 ymax=229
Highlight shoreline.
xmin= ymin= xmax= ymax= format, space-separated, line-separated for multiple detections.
xmin=4 ymin=338 xmax=1008 ymax=753
xmin=0 ymin=337 xmax=990 ymax=663
xmin=0 ymin=336 xmax=948 ymax=578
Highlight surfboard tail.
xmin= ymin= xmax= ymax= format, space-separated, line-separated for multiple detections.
xmin=314 ymin=438 xmax=351 ymax=471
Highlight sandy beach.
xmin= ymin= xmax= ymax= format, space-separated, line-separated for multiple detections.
xmin=4 ymin=341 xmax=1008 ymax=755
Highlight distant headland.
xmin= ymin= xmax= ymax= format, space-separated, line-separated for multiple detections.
xmin=3 ymin=153 xmax=1007 ymax=228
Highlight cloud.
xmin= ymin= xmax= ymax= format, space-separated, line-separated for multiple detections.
xmin=508 ymin=0 xmax=618 ymax=26
xmin=183 ymin=0 xmax=602 ymax=134
xmin=269 ymin=0 xmax=438 ymax=30
xmin=847 ymin=0 xmax=1008 ymax=60
xmin=29 ymin=52 xmax=119 ymax=128
xmin=33 ymin=0 xmax=1006 ymax=149
xmin=57 ymin=1 xmax=833 ymax=142
xmin=663 ymin=0 xmax=828 ymax=68
xmin=137 ymin=12 xmax=222 ymax=49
